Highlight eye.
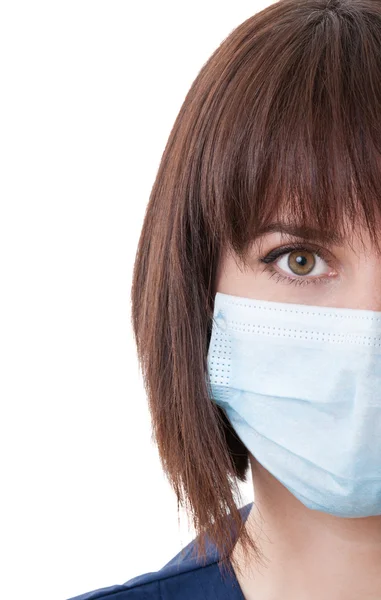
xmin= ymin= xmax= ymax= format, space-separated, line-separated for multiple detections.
xmin=277 ymin=248 xmax=328 ymax=277
xmin=259 ymin=244 xmax=337 ymax=286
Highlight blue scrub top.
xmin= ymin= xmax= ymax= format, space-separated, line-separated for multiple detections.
xmin=67 ymin=501 xmax=253 ymax=600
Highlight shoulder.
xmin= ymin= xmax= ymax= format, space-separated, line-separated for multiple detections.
xmin=67 ymin=502 xmax=253 ymax=600
xmin=66 ymin=537 xmax=217 ymax=600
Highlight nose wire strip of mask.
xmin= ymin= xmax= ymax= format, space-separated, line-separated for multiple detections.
xmin=213 ymin=293 xmax=381 ymax=348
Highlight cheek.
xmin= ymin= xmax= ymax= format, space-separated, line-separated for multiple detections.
xmin=215 ymin=259 xmax=250 ymax=295
xmin=214 ymin=253 xmax=273 ymax=299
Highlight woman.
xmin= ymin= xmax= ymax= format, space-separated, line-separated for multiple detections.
xmin=69 ymin=0 xmax=381 ymax=598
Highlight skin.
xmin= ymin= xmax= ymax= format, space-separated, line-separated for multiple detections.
xmin=215 ymin=224 xmax=381 ymax=600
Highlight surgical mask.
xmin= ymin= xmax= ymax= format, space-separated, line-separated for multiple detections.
xmin=206 ymin=291 xmax=381 ymax=518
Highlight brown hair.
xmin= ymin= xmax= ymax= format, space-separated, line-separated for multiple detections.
xmin=130 ymin=0 xmax=381 ymax=579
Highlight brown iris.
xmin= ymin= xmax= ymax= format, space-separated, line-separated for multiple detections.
xmin=288 ymin=249 xmax=315 ymax=276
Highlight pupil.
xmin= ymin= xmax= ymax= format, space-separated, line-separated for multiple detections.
xmin=295 ymin=255 xmax=307 ymax=266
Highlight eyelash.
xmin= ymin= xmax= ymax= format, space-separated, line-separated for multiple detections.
xmin=259 ymin=243 xmax=335 ymax=287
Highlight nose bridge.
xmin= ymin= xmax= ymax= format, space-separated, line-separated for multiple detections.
xmin=348 ymin=254 xmax=381 ymax=312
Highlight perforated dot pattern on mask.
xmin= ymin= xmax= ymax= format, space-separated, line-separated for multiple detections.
xmin=208 ymin=327 xmax=231 ymax=401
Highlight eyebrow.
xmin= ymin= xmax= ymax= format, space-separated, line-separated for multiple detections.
xmin=257 ymin=222 xmax=345 ymax=246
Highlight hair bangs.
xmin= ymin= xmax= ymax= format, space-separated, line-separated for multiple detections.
xmin=203 ymin=0 xmax=381 ymax=268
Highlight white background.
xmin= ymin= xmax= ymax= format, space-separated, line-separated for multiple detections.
xmin=0 ymin=3 xmax=272 ymax=599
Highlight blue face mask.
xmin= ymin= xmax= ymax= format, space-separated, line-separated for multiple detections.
xmin=206 ymin=291 xmax=381 ymax=518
